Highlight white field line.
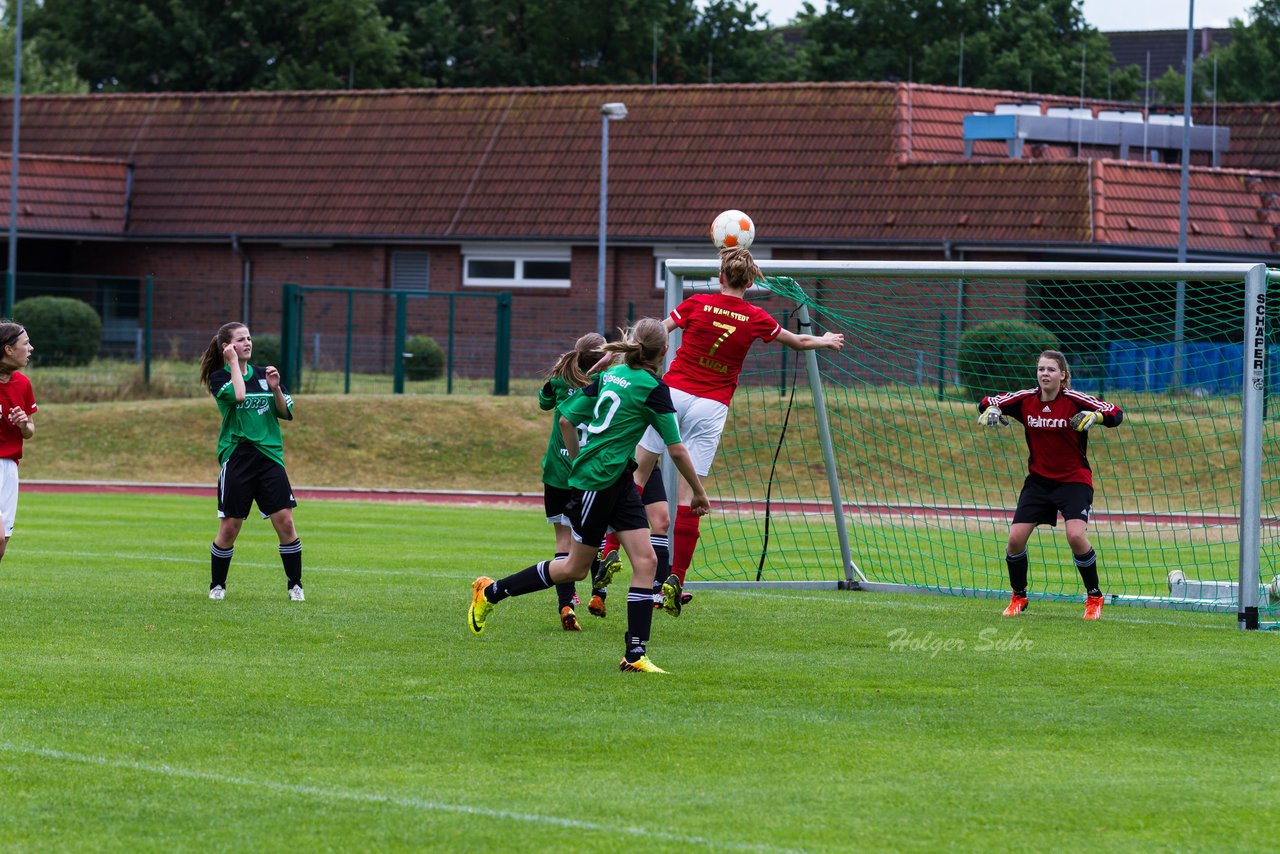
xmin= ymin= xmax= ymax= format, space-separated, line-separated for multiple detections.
xmin=0 ymin=742 xmax=800 ymax=853
xmin=710 ymin=587 xmax=1238 ymax=630
xmin=15 ymin=547 xmax=423 ymax=577
xmin=15 ymin=546 xmax=1248 ymax=626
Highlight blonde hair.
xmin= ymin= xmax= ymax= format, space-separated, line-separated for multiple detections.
xmin=602 ymin=318 xmax=667 ymax=373
xmin=720 ymin=246 xmax=761 ymax=291
xmin=198 ymin=322 xmax=247 ymax=389
xmin=546 ymin=332 xmax=607 ymax=388
xmin=1040 ymin=349 xmax=1071 ymax=388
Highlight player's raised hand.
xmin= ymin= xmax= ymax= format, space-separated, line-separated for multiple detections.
xmin=978 ymin=405 xmax=1008 ymax=428
xmin=264 ymin=366 xmax=281 ymax=390
xmin=223 ymin=342 xmax=239 ymax=364
xmin=821 ymin=332 xmax=844 ymax=351
xmin=1069 ymin=410 xmax=1100 ymax=432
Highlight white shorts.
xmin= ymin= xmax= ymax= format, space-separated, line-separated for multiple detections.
xmin=639 ymin=388 xmax=729 ymax=477
xmin=0 ymin=458 xmax=18 ymax=538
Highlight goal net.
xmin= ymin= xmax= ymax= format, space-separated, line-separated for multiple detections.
xmin=660 ymin=260 xmax=1274 ymax=629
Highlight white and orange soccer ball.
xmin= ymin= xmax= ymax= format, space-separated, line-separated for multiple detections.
xmin=710 ymin=210 xmax=755 ymax=250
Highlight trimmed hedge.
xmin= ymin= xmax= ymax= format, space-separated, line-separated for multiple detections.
xmin=251 ymin=334 xmax=282 ymax=370
xmin=405 ymin=335 xmax=445 ymax=381
xmin=13 ymin=296 xmax=102 ymax=367
xmin=958 ymin=319 xmax=1061 ymax=402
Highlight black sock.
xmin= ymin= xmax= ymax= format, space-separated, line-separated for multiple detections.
xmin=279 ymin=538 xmax=302 ymax=588
xmin=551 ymin=553 xmax=575 ymax=608
xmin=650 ymin=535 xmax=669 ymax=597
xmin=489 ymin=561 xmax=555 ymax=603
xmin=624 ymin=586 xmax=655 ymax=663
xmin=1006 ymin=549 xmax=1029 ymax=596
xmin=652 ymin=532 xmax=669 ymax=584
xmin=211 ymin=542 xmax=233 ymax=589
xmin=1075 ymin=549 xmax=1101 ymax=597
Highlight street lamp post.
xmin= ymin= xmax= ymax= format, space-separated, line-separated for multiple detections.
xmin=597 ymin=102 xmax=627 ymax=336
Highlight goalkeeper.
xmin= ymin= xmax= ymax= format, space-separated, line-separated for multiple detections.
xmin=977 ymin=350 xmax=1123 ymax=620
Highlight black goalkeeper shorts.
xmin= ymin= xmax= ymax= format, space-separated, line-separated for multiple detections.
xmin=1012 ymin=474 xmax=1093 ymax=526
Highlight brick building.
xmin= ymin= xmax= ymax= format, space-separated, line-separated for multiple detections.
xmin=0 ymin=82 xmax=1277 ymax=376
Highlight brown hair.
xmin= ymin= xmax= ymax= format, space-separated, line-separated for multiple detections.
xmin=198 ymin=322 xmax=247 ymax=389
xmin=602 ymin=318 xmax=667 ymax=373
xmin=720 ymin=246 xmax=761 ymax=291
xmin=0 ymin=321 xmax=25 ymax=351
xmin=1040 ymin=349 xmax=1071 ymax=388
xmin=546 ymin=332 xmax=607 ymax=388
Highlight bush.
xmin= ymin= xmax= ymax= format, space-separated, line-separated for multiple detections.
xmin=404 ymin=335 xmax=445 ymax=381
xmin=13 ymin=296 xmax=102 ymax=367
xmin=958 ymin=319 xmax=1061 ymax=402
xmin=251 ymin=334 xmax=282 ymax=370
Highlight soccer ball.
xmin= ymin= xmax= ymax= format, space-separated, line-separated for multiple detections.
xmin=710 ymin=210 xmax=755 ymax=250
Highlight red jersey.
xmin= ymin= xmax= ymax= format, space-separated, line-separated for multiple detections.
xmin=0 ymin=371 xmax=36 ymax=463
xmin=979 ymin=387 xmax=1123 ymax=487
xmin=663 ymin=293 xmax=781 ymax=405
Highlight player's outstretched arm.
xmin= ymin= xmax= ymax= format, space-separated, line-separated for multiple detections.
xmin=667 ymin=442 xmax=710 ymax=516
xmin=775 ymin=328 xmax=844 ymax=352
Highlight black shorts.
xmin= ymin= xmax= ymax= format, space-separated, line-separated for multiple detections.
xmin=565 ymin=469 xmax=649 ymax=547
xmin=639 ymin=465 xmax=666 ymax=506
xmin=218 ymin=443 xmax=297 ymax=519
xmin=1012 ymin=474 xmax=1093 ymax=526
xmin=544 ymin=484 xmax=574 ymax=524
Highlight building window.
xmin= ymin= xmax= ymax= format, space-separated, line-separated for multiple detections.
xmin=462 ymin=244 xmax=571 ymax=288
xmin=391 ymin=251 xmax=431 ymax=292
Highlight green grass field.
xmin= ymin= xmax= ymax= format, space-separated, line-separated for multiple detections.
xmin=2 ymin=492 xmax=1277 ymax=851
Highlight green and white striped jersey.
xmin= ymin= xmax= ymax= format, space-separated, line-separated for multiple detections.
xmin=557 ymin=364 xmax=681 ymax=491
xmin=209 ymin=364 xmax=293 ymax=466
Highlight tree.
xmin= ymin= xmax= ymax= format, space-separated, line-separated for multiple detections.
xmin=385 ymin=0 xmax=797 ymax=88
xmin=1184 ymin=1 xmax=1279 ymax=102
xmin=27 ymin=0 xmax=415 ymax=91
xmin=0 ymin=0 xmax=87 ymax=93
xmin=798 ymin=0 xmax=1141 ymax=100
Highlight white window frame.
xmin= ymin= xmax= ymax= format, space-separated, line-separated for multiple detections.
xmin=462 ymin=244 xmax=572 ymax=289
xmin=653 ymin=244 xmax=771 ymax=290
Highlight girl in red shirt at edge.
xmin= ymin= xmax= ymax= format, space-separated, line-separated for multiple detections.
xmin=977 ymin=349 xmax=1124 ymax=620
xmin=630 ymin=247 xmax=843 ymax=607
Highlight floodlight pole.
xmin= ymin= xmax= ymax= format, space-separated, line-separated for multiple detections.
xmin=597 ymin=102 xmax=627 ymax=336
xmin=6 ymin=0 xmax=23 ymax=318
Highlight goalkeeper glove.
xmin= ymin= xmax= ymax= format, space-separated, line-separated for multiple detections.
xmin=978 ymin=406 xmax=1008 ymax=428
xmin=1069 ymin=410 xmax=1101 ymax=432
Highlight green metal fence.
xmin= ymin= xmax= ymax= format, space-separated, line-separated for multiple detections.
xmin=279 ymin=284 xmax=511 ymax=395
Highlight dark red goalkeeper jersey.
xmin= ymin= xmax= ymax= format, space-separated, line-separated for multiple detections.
xmin=979 ymin=387 xmax=1123 ymax=487
xmin=663 ymin=293 xmax=781 ymax=406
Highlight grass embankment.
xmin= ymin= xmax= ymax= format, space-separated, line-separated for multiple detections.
xmin=27 ymin=395 xmax=552 ymax=491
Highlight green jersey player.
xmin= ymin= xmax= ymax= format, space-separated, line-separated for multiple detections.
xmin=198 ymin=322 xmax=304 ymax=602
xmin=469 ymin=318 xmax=710 ymax=673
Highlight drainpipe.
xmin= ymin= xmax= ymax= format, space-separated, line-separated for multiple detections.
xmin=231 ymin=234 xmax=251 ymax=324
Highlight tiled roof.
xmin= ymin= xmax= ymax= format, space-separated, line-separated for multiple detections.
xmin=0 ymin=83 xmax=1276 ymax=255
xmin=1092 ymin=160 xmax=1280 ymax=254
xmin=0 ymin=154 xmax=129 ymax=233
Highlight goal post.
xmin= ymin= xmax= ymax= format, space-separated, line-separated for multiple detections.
xmin=660 ymin=259 xmax=1272 ymax=630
